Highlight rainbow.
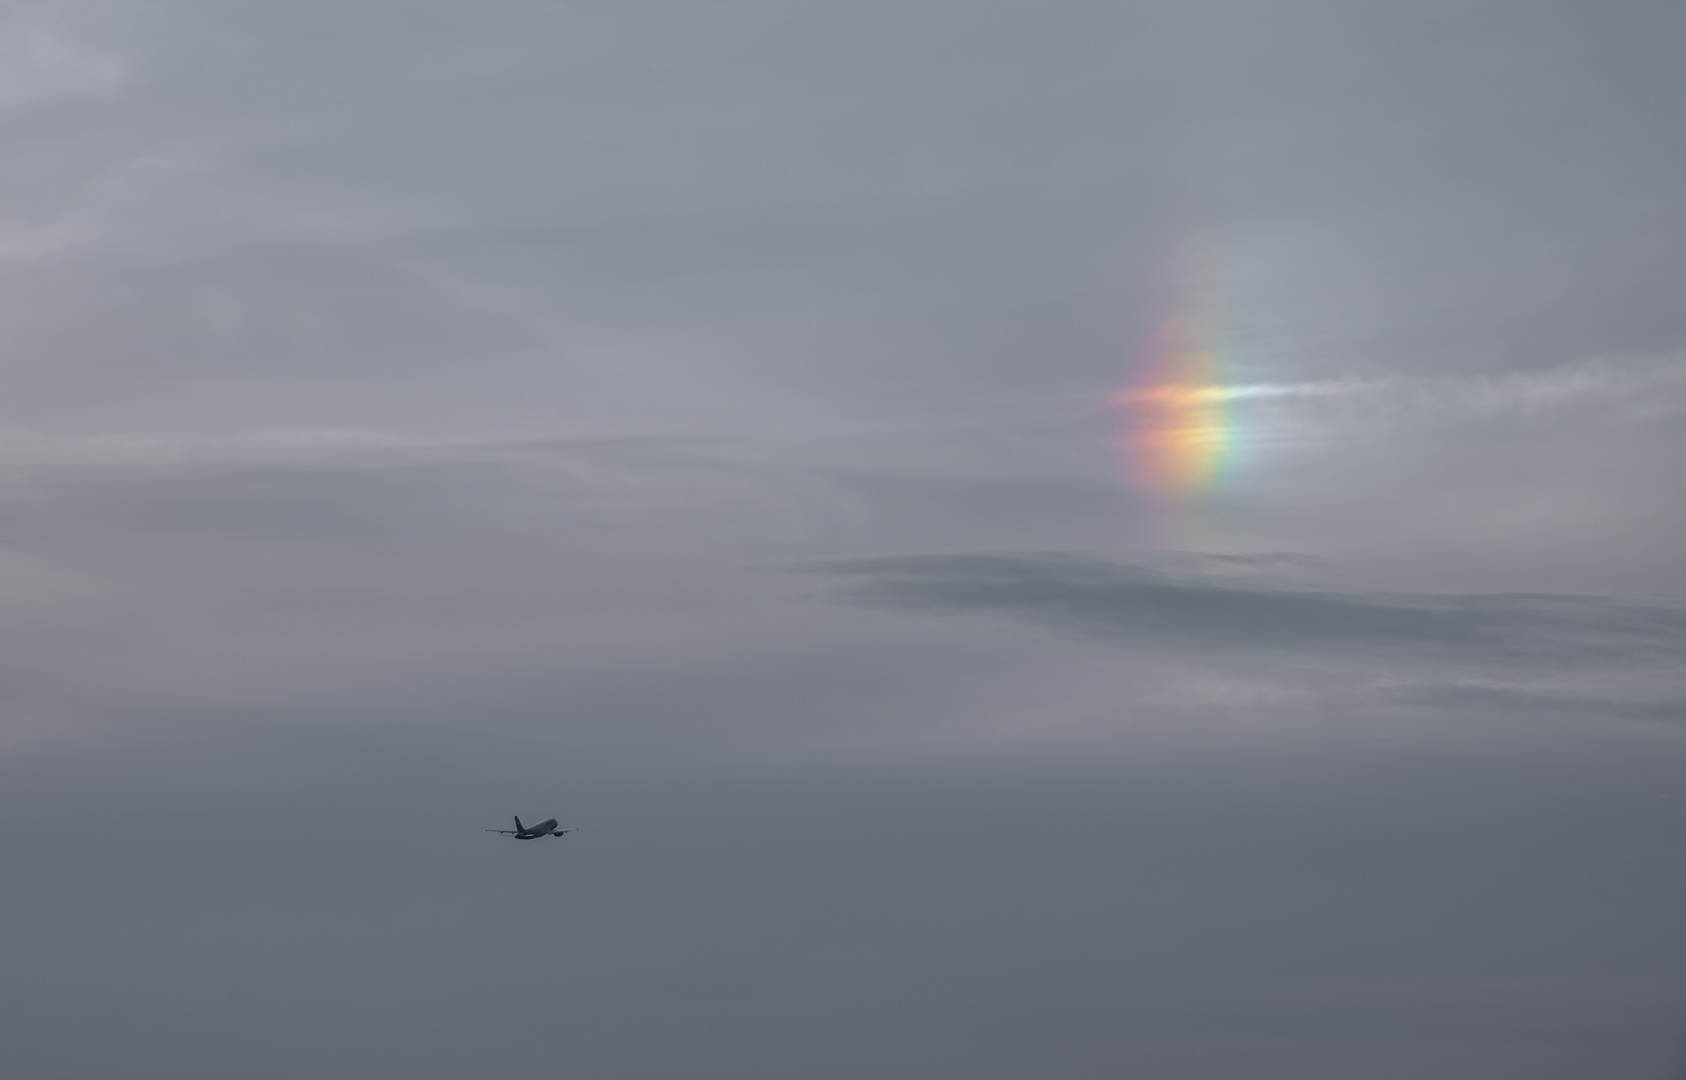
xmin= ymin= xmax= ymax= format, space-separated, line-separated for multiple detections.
xmin=1112 ymin=311 xmax=1233 ymax=501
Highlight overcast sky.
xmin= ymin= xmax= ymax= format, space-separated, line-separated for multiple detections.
xmin=2 ymin=2 xmax=1685 ymax=1077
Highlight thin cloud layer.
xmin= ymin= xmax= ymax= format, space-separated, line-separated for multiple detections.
xmin=0 ymin=1 xmax=126 ymax=115
xmin=3 ymin=1 xmax=1685 ymax=1076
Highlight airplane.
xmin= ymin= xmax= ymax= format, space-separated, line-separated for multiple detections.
xmin=485 ymin=816 xmax=574 ymax=840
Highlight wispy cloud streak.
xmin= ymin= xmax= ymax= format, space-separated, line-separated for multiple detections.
xmin=1222 ymin=353 xmax=1686 ymax=419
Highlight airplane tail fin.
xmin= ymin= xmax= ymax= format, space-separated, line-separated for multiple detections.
xmin=514 ymin=816 xmax=524 ymax=833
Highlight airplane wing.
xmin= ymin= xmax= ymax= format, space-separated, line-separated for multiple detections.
xmin=484 ymin=829 xmax=519 ymax=834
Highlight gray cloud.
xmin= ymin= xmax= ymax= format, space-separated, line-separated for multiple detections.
xmin=802 ymin=550 xmax=1686 ymax=668
xmin=1384 ymin=682 xmax=1686 ymax=727
xmin=0 ymin=1 xmax=126 ymax=116
xmin=4 ymin=0 xmax=1686 ymax=1076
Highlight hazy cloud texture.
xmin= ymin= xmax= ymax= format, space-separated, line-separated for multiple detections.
xmin=1 ymin=1 xmax=1684 ymax=1077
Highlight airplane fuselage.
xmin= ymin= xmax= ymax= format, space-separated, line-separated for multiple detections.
xmin=488 ymin=815 xmax=571 ymax=839
xmin=517 ymin=818 xmax=561 ymax=839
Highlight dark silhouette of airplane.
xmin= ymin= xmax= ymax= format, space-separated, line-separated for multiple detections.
xmin=485 ymin=816 xmax=574 ymax=840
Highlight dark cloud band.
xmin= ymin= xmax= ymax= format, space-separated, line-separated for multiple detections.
xmin=801 ymin=551 xmax=1686 ymax=669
